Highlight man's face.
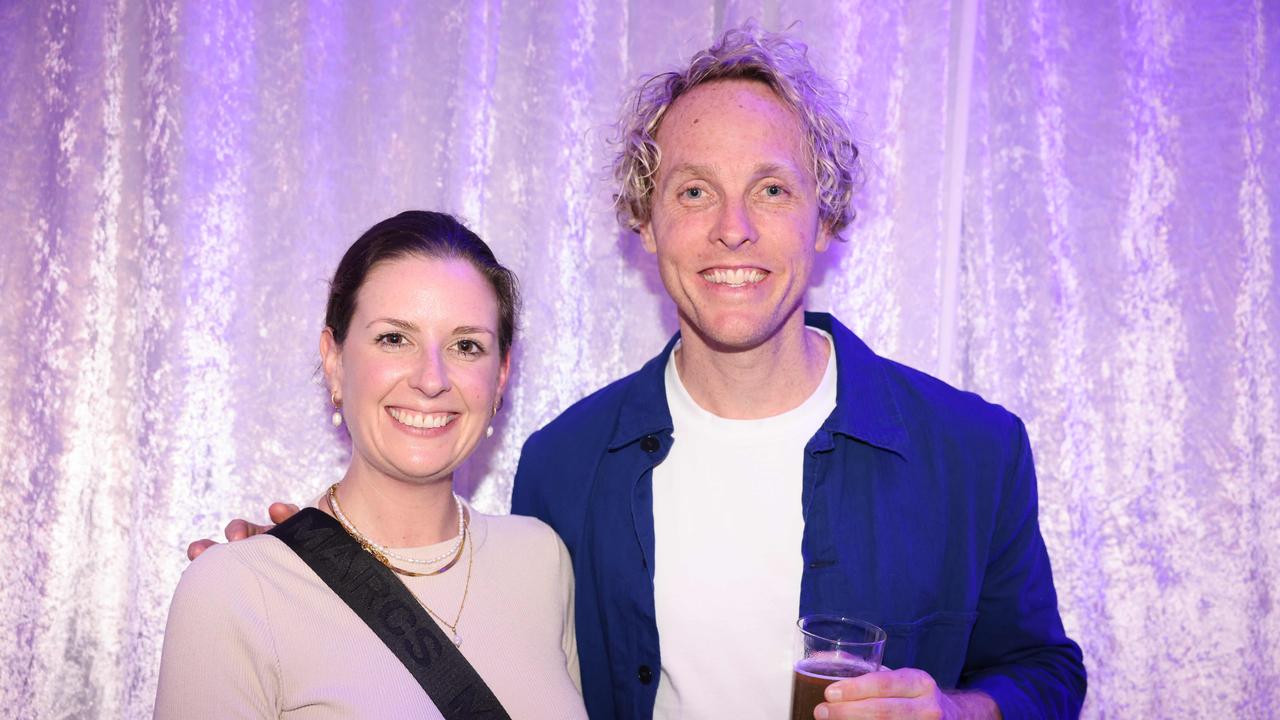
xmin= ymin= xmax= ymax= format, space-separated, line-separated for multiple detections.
xmin=639 ymin=79 xmax=831 ymax=351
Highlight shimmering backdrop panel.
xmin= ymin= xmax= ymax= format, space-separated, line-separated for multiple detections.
xmin=0 ymin=1 xmax=1275 ymax=717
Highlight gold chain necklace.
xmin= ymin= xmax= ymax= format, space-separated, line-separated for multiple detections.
xmin=327 ymin=483 xmax=467 ymax=577
xmin=410 ymin=529 xmax=473 ymax=647
xmin=325 ymin=483 xmax=475 ymax=646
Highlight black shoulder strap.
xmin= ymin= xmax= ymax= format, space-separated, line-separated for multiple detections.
xmin=269 ymin=508 xmax=511 ymax=719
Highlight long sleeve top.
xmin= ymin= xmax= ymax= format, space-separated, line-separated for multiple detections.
xmin=155 ymin=504 xmax=587 ymax=719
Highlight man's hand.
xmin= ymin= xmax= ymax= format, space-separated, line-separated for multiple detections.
xmin=816 ymin=668 xmax=1000 ymax=720
xmin=184 ymin=502 xmax=301 ymax=561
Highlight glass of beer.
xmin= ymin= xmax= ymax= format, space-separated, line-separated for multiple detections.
xmin=790 ymin=615 xmax=886 ymax=720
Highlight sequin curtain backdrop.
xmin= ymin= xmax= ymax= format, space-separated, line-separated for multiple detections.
xmin=0 ymin=0 xmax=1275 ymax=717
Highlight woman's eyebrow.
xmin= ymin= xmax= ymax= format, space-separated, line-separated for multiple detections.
xmin=367 ymin=317 xmax=418 ymax=331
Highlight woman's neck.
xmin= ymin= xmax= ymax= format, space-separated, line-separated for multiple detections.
xmin=322 ymin=467 xmax=460 ymax=548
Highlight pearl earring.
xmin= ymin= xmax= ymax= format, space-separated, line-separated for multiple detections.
xmin=486 ymin=398 xmax=501 ymax=438
xmin=330 ymin=391 xmax=343 ymax=427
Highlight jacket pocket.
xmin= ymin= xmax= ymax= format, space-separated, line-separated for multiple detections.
xmin=880 ymin=610 xmax=979 ymax=688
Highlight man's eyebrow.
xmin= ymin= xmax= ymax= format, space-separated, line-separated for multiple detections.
xmin=754 ymin=162 xmax=803 ymax=179
xmin=664 ymin=161 xmax=804 ymax=181
xmin=666 ymin=163 xmax=716 ymax=179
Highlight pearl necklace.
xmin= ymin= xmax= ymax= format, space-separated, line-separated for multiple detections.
xmin=326 ymin=483 xmax=473 ymax=645
xmin=327 ymin=484 xmax=467 ymax=577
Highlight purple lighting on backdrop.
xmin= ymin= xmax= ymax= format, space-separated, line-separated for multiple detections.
xmin=0 ymin=1 xmax=1276 ymax=718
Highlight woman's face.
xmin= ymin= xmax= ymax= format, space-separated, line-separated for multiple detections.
xmin=321 ymin=254 xmax=510 ymax=488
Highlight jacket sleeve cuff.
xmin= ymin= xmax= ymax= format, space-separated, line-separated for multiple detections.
xmin=963 ymin=673 xmax=1037 ymax=719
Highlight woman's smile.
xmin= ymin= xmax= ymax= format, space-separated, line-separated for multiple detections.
xmin=386 ymin=406 xmax=458 ymax=431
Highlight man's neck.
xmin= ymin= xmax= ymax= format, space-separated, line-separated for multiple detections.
xmin=674 ymin=313 xmax=830 ymax=420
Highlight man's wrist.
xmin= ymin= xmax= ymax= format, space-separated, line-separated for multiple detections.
xmin=943 ymin=689 xmax=1002 ymax=720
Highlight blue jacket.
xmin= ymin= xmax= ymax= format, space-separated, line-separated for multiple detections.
xmin=512 ymin=312 xmax=1085 ymax=719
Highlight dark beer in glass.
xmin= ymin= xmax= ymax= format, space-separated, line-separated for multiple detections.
xmin=790 ymin=616 xmax=885 ymax=720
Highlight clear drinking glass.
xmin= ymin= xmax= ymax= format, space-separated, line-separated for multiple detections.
xmin=790 ymin=615 xmax=886 ymax=720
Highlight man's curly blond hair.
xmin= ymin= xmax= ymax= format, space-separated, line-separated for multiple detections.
xmin=612 ymin=23 xmax=862 ymax=237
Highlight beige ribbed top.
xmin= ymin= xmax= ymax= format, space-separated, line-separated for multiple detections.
xmin=154 ymin=503 xmax=587 ymax=719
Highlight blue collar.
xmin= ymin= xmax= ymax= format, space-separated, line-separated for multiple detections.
xmin=608 ymin=312 xmax=910 ymax=458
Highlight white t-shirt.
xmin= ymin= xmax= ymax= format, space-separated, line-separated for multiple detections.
xmin=652 ymin=329 xmax=838 ymax=719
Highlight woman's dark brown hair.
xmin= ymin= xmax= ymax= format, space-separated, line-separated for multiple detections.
xmin=325 ymin=211 xmax=520 ymax=359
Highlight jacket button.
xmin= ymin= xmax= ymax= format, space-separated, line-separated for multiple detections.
xmin=640 ymin=435 xmax=660 ymax=453
xmin=637 ymin=665 xmax=653 ymax=684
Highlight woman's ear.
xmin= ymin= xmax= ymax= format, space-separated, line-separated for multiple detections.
xmin=320 ymin=327 xmax=343 ymax=397
xmin=496 ymin=351 xmax=512 ymax=399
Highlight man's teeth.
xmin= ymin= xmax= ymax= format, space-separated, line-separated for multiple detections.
xmin=703 ymin=268 xmax=766 ymax=286
xmin=388 ymin=408 xmax=455 ymax=429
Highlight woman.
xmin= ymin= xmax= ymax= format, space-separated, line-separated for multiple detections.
xmin=155 ymin=211 xmax=587 ymax=719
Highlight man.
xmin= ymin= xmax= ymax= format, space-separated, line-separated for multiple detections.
xmin=198 ymin=24 xmax=1084 ymax=720
xmin=508 ymin=24 xmax=1084 ymax=720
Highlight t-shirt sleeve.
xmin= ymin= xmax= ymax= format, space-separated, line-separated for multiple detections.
xmin=153 ymin=544 xmax=282 ymax=719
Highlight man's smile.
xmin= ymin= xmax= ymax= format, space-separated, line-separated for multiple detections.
xmin=699 ymin=267 xmax=768 ymax=288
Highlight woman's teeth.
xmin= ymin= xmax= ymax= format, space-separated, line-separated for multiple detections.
xmin=388 ymin=408 xmax=455 ymax=429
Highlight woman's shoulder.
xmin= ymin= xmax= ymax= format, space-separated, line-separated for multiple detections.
xmin=476 ymin=508 xmax=560 ymax=540
xmin=180 ymin=534 xmax=302 ymax=592
xmin=472 ymin=509 xmax=569 ymax=561
xmin=163 ymin=536 xmax=295 ymax=643
xmin=477 ymin=507 xmax=551 ymax=532
xmin=171 ymin=534 xmax=336 ymax=634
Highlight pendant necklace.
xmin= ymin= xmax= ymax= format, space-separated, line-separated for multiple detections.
xmin=327 ymin=483 xmax=474 ymax=646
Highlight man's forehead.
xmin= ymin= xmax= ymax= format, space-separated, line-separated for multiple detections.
xmin=653 ymin=80 xmax=810 ymax=179
xmin=661 ymin=78 xmax=798 ymax=127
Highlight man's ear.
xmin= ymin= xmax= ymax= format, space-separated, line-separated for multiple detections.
xmin=815 ymin=221 xmax=834 ymax=253
xmin=639 ymin=221 xmax=658 ymax=254
xmin=320 ymin=327 xmax=343 ymax=398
